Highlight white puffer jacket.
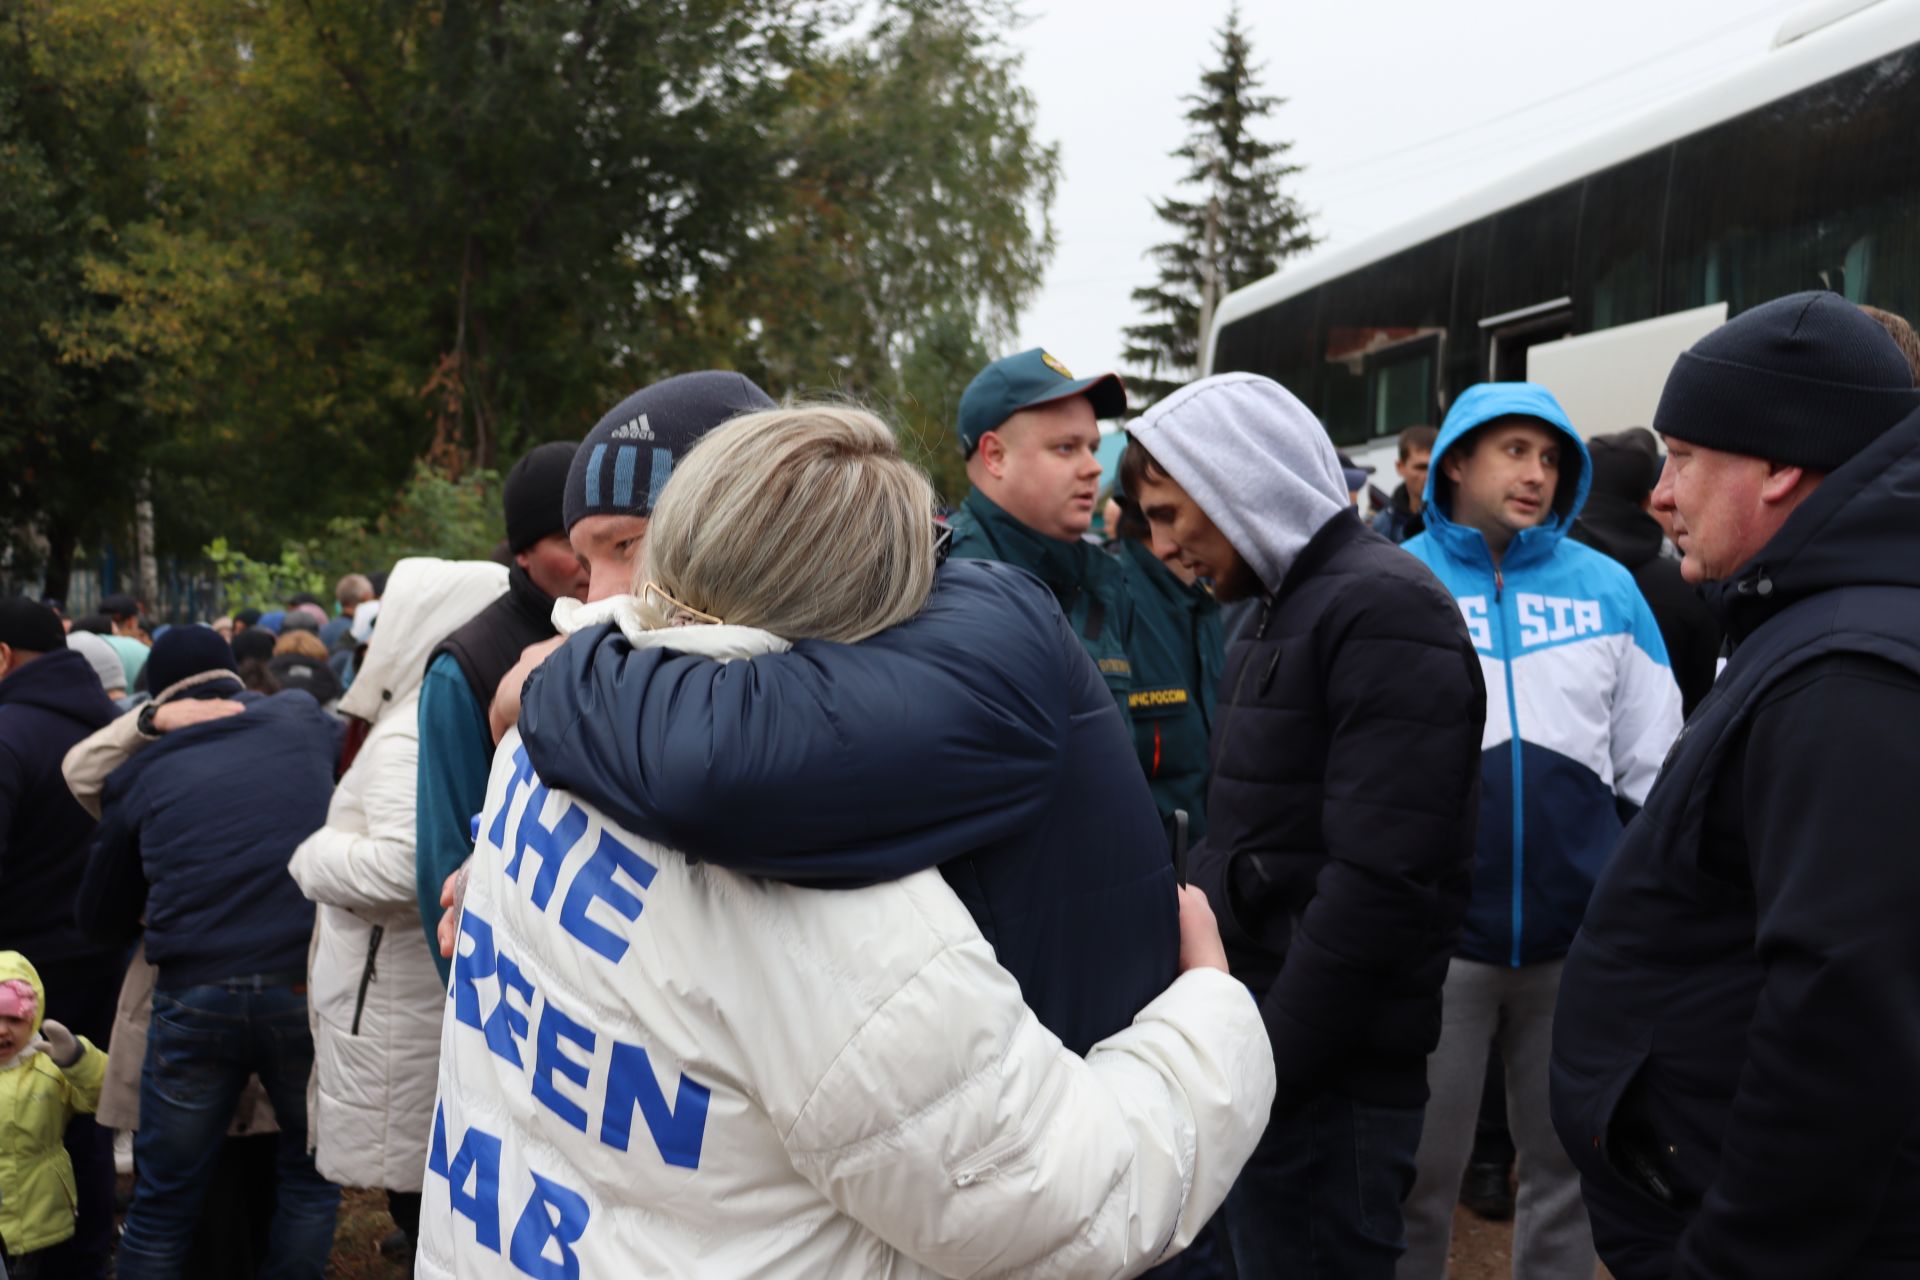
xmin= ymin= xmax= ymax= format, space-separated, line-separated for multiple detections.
xmin=418 ymin=614 xmax=1275 ymax=1279
xmin=288 ymin=557 xmax=507 ymax=1191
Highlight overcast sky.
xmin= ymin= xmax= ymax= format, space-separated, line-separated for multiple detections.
xmin=1005 ymin=0 xmax=1818 ymax=384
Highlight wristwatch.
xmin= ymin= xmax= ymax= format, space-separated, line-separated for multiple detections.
xmin=137 ymin=700 xmax=162 ymax=738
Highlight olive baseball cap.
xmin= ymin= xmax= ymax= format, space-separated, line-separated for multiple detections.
xmin=957 ymin=348 xmax=1127 ymax=457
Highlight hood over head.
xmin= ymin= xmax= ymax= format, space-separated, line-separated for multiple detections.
xmin=1423 ymin=382 xmax=1591 ymax=559
xmin=1125 ymin=372 xmax=1350 ymax=593
xmin=339 ymin=558 xmax=508 ymax=723
xmin=66 ymin=630 xmax=127 ymax=693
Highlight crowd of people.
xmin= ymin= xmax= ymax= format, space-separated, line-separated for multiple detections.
xmin=1 ymin=288 xmax=1918 ymax=1280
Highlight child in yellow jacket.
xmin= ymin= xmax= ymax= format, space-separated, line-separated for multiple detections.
xmin=0 ymin=951 xmax=107 ymax=1279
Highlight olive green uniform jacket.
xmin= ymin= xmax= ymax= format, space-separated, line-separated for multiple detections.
xmin=947 ymin=491 xmax=1135 ymax=729
xmin=1111 ymin=539 xmax=1224 ymax=841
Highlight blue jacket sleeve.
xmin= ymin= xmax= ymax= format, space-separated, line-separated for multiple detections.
xmin=519 ymin=562 xmax=1075 ymax=885
xmin=415 ymin=653 xmax=493 ymax=978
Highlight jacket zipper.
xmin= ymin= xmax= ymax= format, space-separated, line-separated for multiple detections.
xmin=351 ymin=925 xmax=384 ymax=1035
xmin=1210 ymin=597 xmax=1274 ymax=768
xmin=950 ymin=1067 xmax=1069 ymax=1187
xmin=1493 ymin=565 xmax=1526 ymax=969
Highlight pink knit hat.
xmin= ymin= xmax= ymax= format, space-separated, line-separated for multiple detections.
xmin=0 ymin=978 xmax=37 ymax=1021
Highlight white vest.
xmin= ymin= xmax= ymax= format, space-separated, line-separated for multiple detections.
xmin=418 ymin=617 xmax=1274 ymax=1279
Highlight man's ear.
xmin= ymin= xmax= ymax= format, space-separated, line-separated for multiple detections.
xmin=977 ymin=430 xmax=1009 ymax=480
xmin=1759 ymin=461 xmax=1810 ymax=506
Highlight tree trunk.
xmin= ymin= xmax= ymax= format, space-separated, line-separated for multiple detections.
xmin=1197 ymin=168 xmax=1222 ymax=365
xmin=42 ymin=517 xmax=77 ymax=606
xmin=135 ymin=470 xmax=160 ymax=608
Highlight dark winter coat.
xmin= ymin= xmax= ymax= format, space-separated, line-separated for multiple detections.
xmin=1369 ymin=483 xmax=1426 ymax=544
xmin=519 ymin=559 xmax=1178 ymax=1057
xmin=1201 ymin=508 xmax=1485 ymax=1108
xmin=76 ymin=686 xmax=335 ymax=988
xmin=431 ymin=564 xmax=557 ymax=711
xmin=1552 ymin=404 xmax=1920 ymax=1280
xmin=0 ymin=649 xmax=119 ymax=962
xmin=1572 ymin=497 xmax=1721 ymax=716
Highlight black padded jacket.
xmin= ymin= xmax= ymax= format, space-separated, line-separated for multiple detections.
xmin=1196 ymin=508 xmax=1486 ymax=1110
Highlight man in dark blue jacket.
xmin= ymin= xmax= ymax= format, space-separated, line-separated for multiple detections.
xmin=75 ymin=626 xmax=340 ymax=1280
xmin=1553 ymin=292 xmax=1920 ymax=1280
xmin=518 ymin=556 xmax=1178 ymax=1061
xmin=0 ymin=596 xmax=121 ymax=1280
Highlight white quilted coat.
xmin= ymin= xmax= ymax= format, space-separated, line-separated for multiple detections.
xmin=418 ymin=611 xmax=1276 ymax=1279
xmin=288 ymin=557 xmax=508 ymax=1191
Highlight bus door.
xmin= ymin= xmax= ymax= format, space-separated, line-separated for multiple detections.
xmin=1479 ymin=297 xmax=1573 ymax=382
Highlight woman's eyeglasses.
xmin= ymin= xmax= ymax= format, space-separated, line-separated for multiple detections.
xmin=641 ymin=580 xmax=725 ymax=627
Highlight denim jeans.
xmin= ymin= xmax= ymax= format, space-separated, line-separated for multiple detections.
xmin=1222 ymin=1090 xmax=1426 ymax=1280
xmin=116 ymin=979 xmax=339 ymax=1280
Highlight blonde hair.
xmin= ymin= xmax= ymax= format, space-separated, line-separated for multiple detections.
xmin=273 ymin=630 xmax=329 ymax=662
xmin=636 ymin=405 xmax=937 ymax=643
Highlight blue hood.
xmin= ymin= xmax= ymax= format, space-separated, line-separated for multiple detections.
xmin=1422 ymin=382 xmax=1591 ymax=569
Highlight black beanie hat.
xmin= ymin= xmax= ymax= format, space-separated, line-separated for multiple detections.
xmin=1585 ymin=429 xmax=1660 ymax=504
xmin=231 ymin=628 xmax=276 ymax=665
xmin=0 ymin=596 xmax=65 ymax=653
xmin=503 ymin=441 xmax=579 ymax=554
xmin=1652 ymin=290 xmax=1920 ymax=471
xmin=564 ymin=371 xmax=775 ymax=533
xmin=147 ymin=624 xmax=238 ymax=695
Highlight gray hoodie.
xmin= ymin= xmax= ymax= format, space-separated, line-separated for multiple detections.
xmin=1126 ymin=373 xmax=1350 ymax=593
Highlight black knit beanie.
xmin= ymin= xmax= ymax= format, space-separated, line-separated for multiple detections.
xmin=503 ymin=441 xmax=579 ymax=554
xmin=564 ymin=371 xmax=775 ymax=532
xmin=147 ymin=624 xmax=237 ymax=694
xmin=0 ymin=596 xmax=65 ymax=653
xmin=1585 ymin=430 xmax=1660 ymax=504
xmin=1652 ymin=291 xmax=1920 ymax=471
xmin=231 ymin=628 xmax=276 ymax=665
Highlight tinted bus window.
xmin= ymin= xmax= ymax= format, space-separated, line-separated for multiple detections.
xmin=1575 ymin=148 xmax=1671 ymax=333
xmin=1664 ymin=47 xmax=1920 ymax=322
xmin=1448 ymin=219 xmax=1494 ymax=402
xmin=1213 ymin=290 xmax=1320 ymax=405
xmin=1486 ymin=184 xmax=1580 ymax=318
xmin=1318 ymin=232 xmax=1455 ymax=446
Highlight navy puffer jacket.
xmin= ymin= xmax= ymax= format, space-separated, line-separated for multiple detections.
xmin=0 ymin=649 xmax=118 ymax=962
xmin=520 ymin=558 xmax=1178 ymax=1056
xmin=78 ymin=688 xmax=335 ymax=988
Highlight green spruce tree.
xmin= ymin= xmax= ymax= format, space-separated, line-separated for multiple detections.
xmin=1123 ymin=7 xmax=1316 ymax=405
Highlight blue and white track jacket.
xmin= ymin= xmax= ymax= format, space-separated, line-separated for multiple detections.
xmin=1402 ymin=384 xmax=1682 ymax=968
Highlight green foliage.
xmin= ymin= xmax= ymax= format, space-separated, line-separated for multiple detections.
xmin=1123 ymin=6 xmax=1317 ymax=405
xmin=203 ymin=460 xmax=504 ymax=613
xmin=312 ymin=462 xmax=505 ymax=577
xmin=0 ymin=2 xmax=155 ymax=593
xmin=203 ymin=539 xmax=328 ymax=614
xmin=12 ymin=0 xmax=1057 ymax=588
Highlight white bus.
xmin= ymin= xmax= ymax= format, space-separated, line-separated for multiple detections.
xmin=1203 ymin=0 xmax=1920 ymax=482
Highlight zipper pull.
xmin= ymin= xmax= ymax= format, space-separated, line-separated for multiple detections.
xmin=1494 ymin=567 xmax=1504 ymax=602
